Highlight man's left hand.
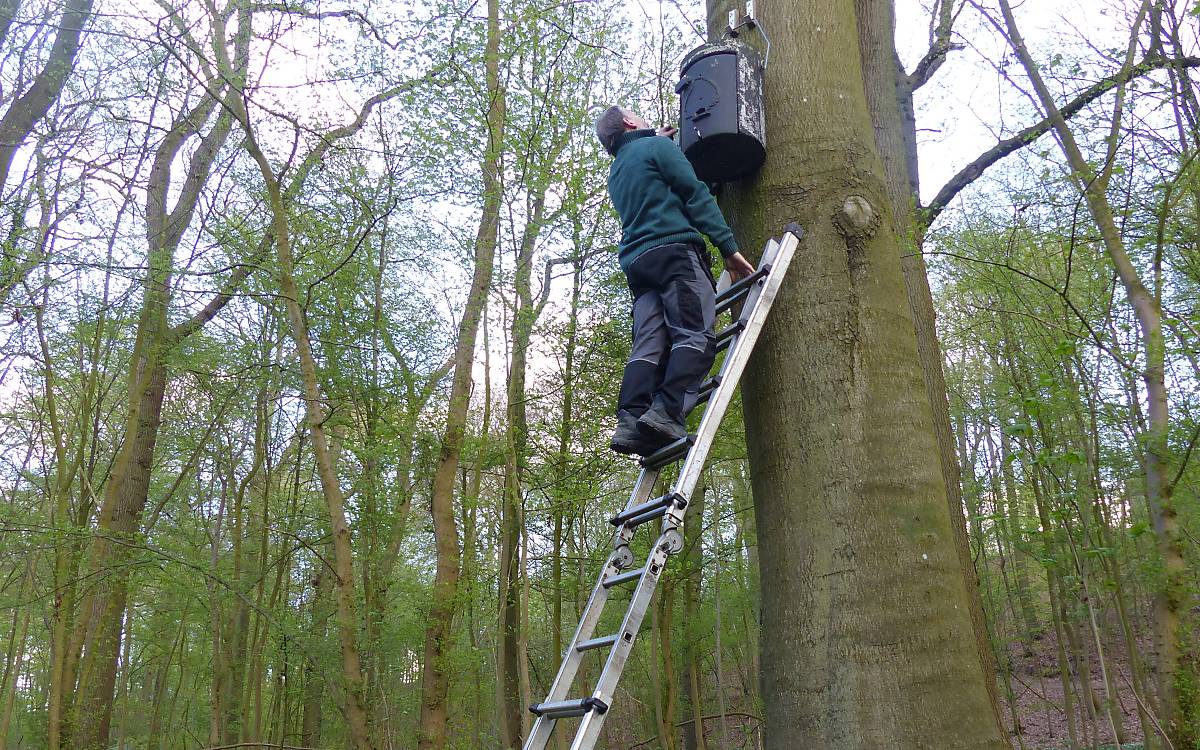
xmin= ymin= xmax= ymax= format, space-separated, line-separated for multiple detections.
xmin=656 ymin=125 xmax=678 ymax=138
xmin=725 ymin=252 xmax=755 ymax=281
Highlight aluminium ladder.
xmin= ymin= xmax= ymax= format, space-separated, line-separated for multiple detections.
xmin=523 ymin=223 xmax=802 ymax=750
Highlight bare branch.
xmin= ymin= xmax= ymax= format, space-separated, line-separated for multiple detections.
xmin=908 ymin=0 xmax=963 ymax=91
xmin=168 ymin=233 xmax=273 ymax=342
xmin=921 ymin=55 xmax=1200 ymax=229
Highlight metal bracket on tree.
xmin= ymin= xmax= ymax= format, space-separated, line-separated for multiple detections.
xmin=726 ymin=1 xmax=771 ymax=72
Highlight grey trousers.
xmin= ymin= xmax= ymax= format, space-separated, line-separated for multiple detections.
xmin=617 ymin=242 xmax=716 ymax=421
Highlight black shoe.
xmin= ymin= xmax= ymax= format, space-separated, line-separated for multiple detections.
xmin=611 ymin=410 xmax=658 ymax=455
xmin=636 ymin=399 xmax=687 ymax=445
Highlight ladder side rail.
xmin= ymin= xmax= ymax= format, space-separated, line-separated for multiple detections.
xmin=523 ymin=552 xmax=624 ymax=750
xmin=526 ymin=463 xmax=663 ymax=749
xmin=569 ymin=539 xmax=672 ymax=750
xmin=696 ymin=237 xmax=784 ymax=410
xmin=668 ymin=231 xmax=800 ymax=515
xmin=736 ymin=237 xmax=782 ymax=325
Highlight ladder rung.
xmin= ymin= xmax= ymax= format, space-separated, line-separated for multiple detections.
xmin=639 ymin=434 xmax=695 ymax=470
xmin=528 ymin=697 xmax=609 ymax=719
xmin=715 ymin=265 xmax=770 ymax=311
xmin=576 ymin=634 xmax=618 ymax=652
xmin=610 ymin=493 xmax=681 ymax=527
xmin=602 ymin=567 xmax=645 ymax=589
xmin=695 ymin=375 xmax=721 ymax=405
xmin=714 ymin=320 xmax=745 ymax=352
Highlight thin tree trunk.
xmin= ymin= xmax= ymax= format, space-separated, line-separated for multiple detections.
xmin=417 ymin=0 xmax=503 ymax=744
xmin=682 ymin=483 xmax=708 ymax=750
xmin=462 ymin=309 xmax=494 ymax=749
xmin=301 ymin=557 xmax=332 ymax=747
xmin=654 ymin=583 xmax=678 ymax=750
xmin=711 ymin=483 xmax=733 ymax=747
xmin=997 ymin=3 xmax=1189 ymax=741
xmin=35 ymin=224 xmax=96 ymax=750
xmin=222 ymin=373 xmax=270 ymax=746
xmin=147 ymin=607 xmax=189 ymax=750
xmin=245 ymin=138 xmax=375 ymax=750
xmin=1028 ymin=459 xmax=1082 ymax=750
xmin=500 ymin=164 xmax=555 ymax=750
xmin=729 ymin=470 xmax=760 ymax=704
xmin=0 ymin=570 xmax=31 ymax=750
xmin=217 ymin=2 xmax=427 ymax=742
xmin=998 ymin=428 xmax=1041 ymax=642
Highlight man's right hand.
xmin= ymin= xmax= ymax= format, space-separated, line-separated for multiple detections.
xmin=724 ymin=252 xmax=755 ymax=281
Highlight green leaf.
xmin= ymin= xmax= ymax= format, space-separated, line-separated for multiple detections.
xmin=1059 ymin=451 xmax=1085 ymax=465
xmin=1003 ymin=422 xmax=1031 ymax=437
xmin=1053 ymin=339 xmax=1077 ymax=357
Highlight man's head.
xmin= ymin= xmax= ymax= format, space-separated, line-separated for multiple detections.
xmin=595 ymin=106 xmax=651 ymax=155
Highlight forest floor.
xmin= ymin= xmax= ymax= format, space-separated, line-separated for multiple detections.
xmin=1001 ymin=626 xmax=1154 ymax=750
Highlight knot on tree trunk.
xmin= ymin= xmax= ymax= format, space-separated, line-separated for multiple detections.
xmin=833 ymin=195 xmax=880 ymax=245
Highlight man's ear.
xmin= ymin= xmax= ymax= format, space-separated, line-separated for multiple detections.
xmin=622 ymin=115 xmax=639 ymax=130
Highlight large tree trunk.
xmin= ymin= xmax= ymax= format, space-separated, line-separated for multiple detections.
xmin=417 ymin=0 xmax=503 ymax=745
xmin=68 ymin=97 xmax=235 ymax=747
xmin=853 ymin=0 xmax=1006 ymax=727
xmin=704 ymin=1 xmax=1010 ymax=746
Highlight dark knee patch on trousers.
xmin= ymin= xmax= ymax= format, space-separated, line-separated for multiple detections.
xmin=674 ymin=284 xmax=703 ymax=328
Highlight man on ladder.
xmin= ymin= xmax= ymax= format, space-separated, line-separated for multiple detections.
xmin=594 ymin=105 xmax=756 ymax=456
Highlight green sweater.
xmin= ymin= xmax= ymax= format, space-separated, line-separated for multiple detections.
xmin=608 ymin=129 xmax=738 ymax=269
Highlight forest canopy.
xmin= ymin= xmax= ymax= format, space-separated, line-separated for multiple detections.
xmin=0 ymin=0 xmax=1196 ymax=749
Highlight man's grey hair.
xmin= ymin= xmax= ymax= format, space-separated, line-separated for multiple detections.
xmin=595 ymin=105 xmax=627 ymax=156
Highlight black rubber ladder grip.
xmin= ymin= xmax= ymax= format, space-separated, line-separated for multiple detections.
xmin=528 ymin=697 xmax=610 ymax=719
xmin=694 ymin=375 xmax=722 ymax=406
xmin=622 ymin=504 xmax=670 ymax=529
xmin=714 ymin=320 xmax=745 ymax=353
xmin=639 ymin=434 xmax=695 ymax=470
xmin=715 ymin=265 xmax=770 ymax=312
xmin=610 ymin=492 xmax=682 ymax=527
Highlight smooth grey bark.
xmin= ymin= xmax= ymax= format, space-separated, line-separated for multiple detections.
xmin=703 ymin=0 xmax=1011 ymax=746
